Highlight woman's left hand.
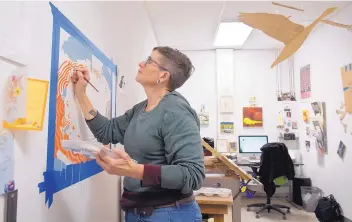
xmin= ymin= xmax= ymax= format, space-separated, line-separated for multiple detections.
xmin=96 ymin=148 xmax=144 ymax=180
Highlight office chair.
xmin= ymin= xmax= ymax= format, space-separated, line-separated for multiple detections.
xmin=247 ymin=142 xmax=295 ymax=220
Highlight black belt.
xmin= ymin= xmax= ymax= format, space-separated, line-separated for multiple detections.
xmin=124 ymin=195 xmax=195 ymax=217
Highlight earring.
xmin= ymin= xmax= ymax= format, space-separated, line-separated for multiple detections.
xmin=157 ymin=79 xmax=160 ymax=84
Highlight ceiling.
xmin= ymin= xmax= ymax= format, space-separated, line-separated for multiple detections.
xmin=145 ymin=1 xmax=351 ymax=50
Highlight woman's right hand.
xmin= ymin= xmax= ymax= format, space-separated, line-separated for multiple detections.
xmin=71 ymin=67 xmax=90 ymax=96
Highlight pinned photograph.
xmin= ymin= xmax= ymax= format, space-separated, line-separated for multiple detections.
xmin=305 ymin=141 xmax=311 ymax=152
xmin=337 ymin=141 xmax=346 ymax=159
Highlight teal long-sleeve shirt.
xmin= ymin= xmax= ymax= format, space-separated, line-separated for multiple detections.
xmin=86 ymin=91 xmax=205 ymax=196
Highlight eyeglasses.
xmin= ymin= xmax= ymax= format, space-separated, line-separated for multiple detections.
xmin=144 ymin=56 xmax=169 ymax=72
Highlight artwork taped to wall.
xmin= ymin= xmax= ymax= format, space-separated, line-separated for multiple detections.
xmin=229 ymin=142 xmax=237 ymax=152
xmin=243 ymin=107 xmax=263 ymax=127
xmin=38 ymin=3 xmax=118 ymax=208
xmin=305 ymin=140 xmax=311 ymax=152
xmin=337 ymin=141 xmax=346 ymax=159
xmin=300 ymin=64 xmax=311 ymax=99
xmin=198 ymin=112 xmax=209 ymax=126
xmin=220 ymin=122 xmax=234 ymax=134
xmin=220 ymin=96 xmax=234 ymax=113
xmin=310 ymin=102 xmax=328 ymax=154
xmin=302 ymin=109 xmax=310 ymax=124
xmin=341 ymin=63 xmax=352 ymax=113
xmin=0 ymin=129 xmax=14 ymax=195
xmin=3 ymin=66 xmax=27 ymax=126
xmin=4 ymin=78 xmax=49 ymax=131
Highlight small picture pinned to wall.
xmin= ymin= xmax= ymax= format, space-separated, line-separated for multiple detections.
xmin=302 ymin=109 xmax=310 ymax=124
xmin=229 ymin=142 xmax=237 ymax=152
xmin=305 ymin=141 xmax=311 ymax=152
xmin=220 ymin=122 xmax=234 ymax=134
xmin=337 ymin=141 xmax=346 ymax=159
xmin=198 ymin=112 xmax=209 ymax=126
xmin=243 ymin=107 xmax=263 ymax=127
xmin=292 ymin=121 xmax=298 ymax=129
xmin=286 ymin=111 xmax=292 ymax=118
xmin=306 ymin=127 xmax=311 ymax=136
xmin=311 ymin=102 xmax=322 ymax=116
xmin=300 ymin=64 xmax=311 ymax=99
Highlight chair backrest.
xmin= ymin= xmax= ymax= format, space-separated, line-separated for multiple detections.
xmin=258 ymin=142 xmax=295 ymax=185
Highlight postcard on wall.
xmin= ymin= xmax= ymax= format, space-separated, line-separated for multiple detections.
xmin=243 ymin=107 xmax=263 ymax=127
xmin=300 ymin=64 xmax=311 ymax=99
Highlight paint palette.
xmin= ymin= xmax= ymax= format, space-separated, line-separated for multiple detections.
xmin=61 ymin=140 xmax=117 ymax=159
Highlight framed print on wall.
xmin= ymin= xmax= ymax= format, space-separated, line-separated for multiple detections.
xmin=216 ymin=139 xmax=229 ymax=153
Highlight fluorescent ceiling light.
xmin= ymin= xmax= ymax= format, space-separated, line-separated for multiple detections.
xmin=214 ymin=22 xmax=253 ymax=47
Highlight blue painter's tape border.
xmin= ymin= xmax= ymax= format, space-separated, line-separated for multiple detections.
xmin=38 ymin=2 xmax=118 ymax=208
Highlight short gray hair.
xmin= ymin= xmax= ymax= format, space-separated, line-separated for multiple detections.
xmin=153 ymin=46 xmax=194 ymax=91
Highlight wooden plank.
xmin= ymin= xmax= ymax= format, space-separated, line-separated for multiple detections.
xmin=202 ymin=140 xmax=252 ymax=181
xmin=198 ymin=204 xmax=228 ymax=214
xmin=196 ymin=195 xmax=233 ymax=205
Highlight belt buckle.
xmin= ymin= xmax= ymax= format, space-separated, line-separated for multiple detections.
xmin=134 ymin=207 xmax=154 ymax=217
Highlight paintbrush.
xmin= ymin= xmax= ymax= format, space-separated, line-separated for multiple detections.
xmin=71 ymin=66 xmax=99 ymax=92
xmin=84 ymin=76 xmax=99 ymax=92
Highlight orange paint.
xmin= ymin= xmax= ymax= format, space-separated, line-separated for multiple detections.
xmin=54 ymin=61 xmax=88 ymax=163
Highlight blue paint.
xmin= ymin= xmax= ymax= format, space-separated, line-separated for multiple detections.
xmin=62 ymin=36 xmax=92 ymax=62
xmin=39 ymin=2 xmax=118 ymax=208
xmin=62 ymin=88 xmax=67 ymax=98
xmin=53 ymin=158 xmax=67 ymax=171
xmin=102 ymin=65 xmax=112 ymax=92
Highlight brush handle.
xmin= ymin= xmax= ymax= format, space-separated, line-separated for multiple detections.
xmin=83 ymin=77 xmax=99 ymax=92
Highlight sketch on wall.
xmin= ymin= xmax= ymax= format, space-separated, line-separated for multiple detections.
xmin=38 ymin=3 xmax=118 ymax=208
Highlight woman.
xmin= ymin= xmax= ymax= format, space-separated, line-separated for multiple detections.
xmin=71 ymin=46 xmax=205 ymax=222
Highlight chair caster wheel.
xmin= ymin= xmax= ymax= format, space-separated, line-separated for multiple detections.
xmin=256 ymin=214 xmax=260 ymax=219
xmin=247 ymin=207 xmax=250 ymax=211
xmin=283 ymin=215 xmax=287 ymax=220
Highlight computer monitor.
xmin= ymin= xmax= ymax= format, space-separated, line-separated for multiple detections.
xmin=238 ymin=135 xmax=268 ymax=153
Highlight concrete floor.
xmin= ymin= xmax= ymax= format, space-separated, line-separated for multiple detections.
xmin=241 ymin=197 xmax=318 ymax=221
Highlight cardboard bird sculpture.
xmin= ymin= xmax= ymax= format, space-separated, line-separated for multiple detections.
xmin=238 ymin=7 xmax=338 ymax=68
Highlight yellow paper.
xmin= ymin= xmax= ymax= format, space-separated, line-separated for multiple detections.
xmin=4 ymin=78 xmax=49 ymax=131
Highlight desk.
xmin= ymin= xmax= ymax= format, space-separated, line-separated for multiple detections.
xmin=196 ymin=195 xmax=233 ymax=222
xmin=236 ymin=160 xmax=304 ymax=176
xmin=235 ymin=160 xmax=304 ymax=201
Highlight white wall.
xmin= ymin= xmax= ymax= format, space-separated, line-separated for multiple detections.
xmin=293 ymin=4 xmax=352 ymax=219
xmin=180 ymin=50 xmax=279 ymax=144
xmin=0 ymin=1 xmax=157 ymax=222
xmin=178 ymin=50 xmax=217 ymax=138
xmin=233 ymin=50 xmax=278 ymax=142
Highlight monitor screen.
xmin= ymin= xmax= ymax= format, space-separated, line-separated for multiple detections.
xmin=238 ymin=135 xmax=268 ymax=153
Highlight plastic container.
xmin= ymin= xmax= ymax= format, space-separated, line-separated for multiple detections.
xmin=194 ymin=187 xmax=232 ymax=197
xmin=301 ymin=186 xmax=324 ymax=212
